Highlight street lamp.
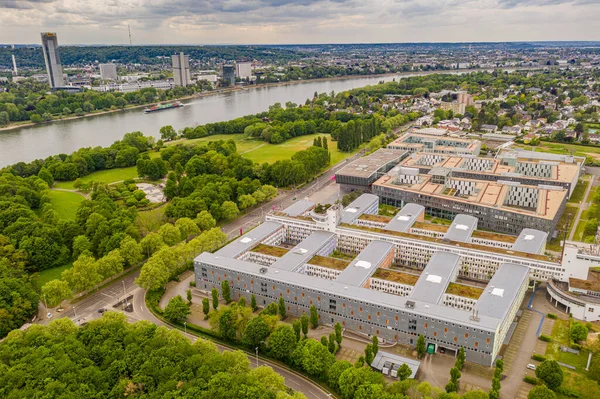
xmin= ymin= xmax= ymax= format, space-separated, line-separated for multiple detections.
xmin=73 ymin=306 xmax=77 ymax=319
xmin=255 ymin=347 xmax=259 ymax=367
xmin=122 ymin=280 xmax=126 ymax=310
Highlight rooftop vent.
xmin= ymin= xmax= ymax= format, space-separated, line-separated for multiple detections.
xmin=397 ymin=215 xmax=411 ymax=221
xmin=259 ymin=267 xmax=268 ymax=274
xmin=293 ymin=248 xmax=308 ymax=255
xmin=355 ymin=260 xmax=372 ymax=269
xmin=240 ymin=237 xmax=253 ymax=244
xmin=455 ymin=224 xmax=468 ymax=231
xmin=345 ymin=208 xmax=358 ymax=213
xmin=524 ymin=234 xmax=535 ymax=241
xmin=426 ymin=275 xmax=442 ymax=284
xmin=405 ymin=300 xmax=416 ymax=309
xmin=491 ymin=288 xmax=505 ymax=297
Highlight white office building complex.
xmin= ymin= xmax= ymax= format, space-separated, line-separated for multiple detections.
xmin=99 ymin=63 xmax=118 ymax=80
xmin=236 ymin=62 xmax=252 ymax=79
xmin=40 ymin=32 xmax=65 ymax=88
xmin=172 ymin=52 xmax=191 ymax=87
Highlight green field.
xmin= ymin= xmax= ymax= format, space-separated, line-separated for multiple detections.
xmin=167 ymin=133 xmax=358 ymax=165
xmin=568 ymin=179 xmax=590 ymax=204
xmin=54 ymin=166 xmax=138 ymax=189
xmin=37 ymin=262 xmax=72 ymax=288
xmin=47 ymin=190 xmax=86 ymax=220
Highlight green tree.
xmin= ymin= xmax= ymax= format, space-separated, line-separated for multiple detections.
xmin=158 ymin=223 xmax=181 ymax=246
xmin=528 ymin=385 xmax=557 ymax=399
xmin=175 ymin=217 xmax=200 ymax=241
xmin=445 ymin=367 xmax=461 ymax=393
xmin=221 ymin=280 xmax=231 ymax=304
xmin=328 ymin=332 xmax=337 ymax=354
xmin=328 ymin=360 xmax=353 ymax=391
xmin=37 ymin=167 xmax=54 ymax=187
xmin=321 ymin=336 xmax=329 ymax=347
xmin=243 ymin=316 xmax=271 ymax=348
xmin=268 ymin=325 xmax=297 ymax=360
xmin=335 ymin=322 xmax=343 ymax=347
xmin=119 ymin=235 xmax=143 ymax=267
xmin=292 ymin=320 xmax=302 ymax=341
xmin=159 ymin=125 xmax=177 ymax=141
xmin=202 ymin=297 xmax=210 ymax=319
xmin=250 ymin=294 xmax=258 ymax=311
xmin=41 ymin=279 xmax=73 ymax=308
xmin=72 ymin=235 xmax=92 ymax=259
xmin=186 ymin=288 xmax=192 ymax=304
xmin=211 ymin=287 xmax=219 ymax=310
xmin=296 ymin=339 xmax=336 ymax=377
xmin=196 ymin=210 xmax=216 ymax=231
xmin=221 ymin=201 xmax=239 ymax=221
xmin=535 ymin=360 xmax=564 ymax=390
xmin=364 ymin=344 xmax=374 ymax=365
xmin=416 ymin=334 xmax=426 ymax=359
xmin=238 ymin=297 xmax=246 ymax=307
xmin=338 ymin=366 xmax=384 ymax=399
xmin=570 ymin=322 xmax=588 ymax=342
xmin=456 ymin=347 xmax=466 ymax=370
xmin=309 ymin=305 xmax=318 ymax=328
xmin=371 ymin=335 xmax=379 ymax=356
xmin=278 ymin=297 xmax=287 ymax=320
xmin=397 ymin=363 xmax=412 ymax=381
xmin=61 ymin=254 xmax=101 ymax=292
xmin=164 ymin=295 xmax=190 ymax=323
xmin=301 ymin=312 xmax=309 ymax=337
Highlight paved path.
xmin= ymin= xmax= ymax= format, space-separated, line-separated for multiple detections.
xmin=569 ymin=176 xmax=594 ymax=241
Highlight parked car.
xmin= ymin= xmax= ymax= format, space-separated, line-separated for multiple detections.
xmin=526 ymin=364 xmax=537 ymax=370
xmin=98 ymin=308 xmax=107 ymax=314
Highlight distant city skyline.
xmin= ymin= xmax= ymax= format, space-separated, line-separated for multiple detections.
xmin=1 ymin=0 xmax=600 ymax=45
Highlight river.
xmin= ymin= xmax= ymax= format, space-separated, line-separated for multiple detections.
xmin=0 ymin=72 xmax=449 ymax=167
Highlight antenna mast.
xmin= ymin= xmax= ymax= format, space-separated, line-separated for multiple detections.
xmin=128 ymin=25 xmax=132 ymax=45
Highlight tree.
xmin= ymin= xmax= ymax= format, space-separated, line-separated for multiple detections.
xmin=364 ymin=344 xmax=374 ymax=365
xmin=328 ymin=360 xmax=353 ymax=392
xmin=445 ymin=367 xmax=461 ymax=393
xmin=140 ymin=232 xmax=165 ymax=258
xmin=72 ymin=235 xmax=92 ymax=259
xmin=211 ymin=287 xmax=219 ymax=310
xmin=202 ymin=297 xmax=210 ymax=319
xmin=268 ymin=325 xmax=297 ymax=360
xmin=528 ymin=385 xmax=557 ymax=399
xmin=301 ymin=312 xmax=309 ymax=337
xmin=175 ymin=217 xmax=200 ymax=241
xmin=278 ymin=297 xmax=287 ymax=320
xmin=535 ymin=360 xmax=564 ymax=390
xmin=250 ymin=294 xmax=258 ymax=311
xmin=164 ymin=295 xmax=191 ymax=323
xmin=221 ymin=280 xmax=231 ymax=303
xmin=96 ymin=249 xmax=124 ymax=280
xmin=196 ymin=210 xmax=216 ymax=231
xmin=119 ymin=235 xmax=143 ymax=267
xmin=163 ymin=172 xmax=178 ymax=200
xmin=416 ymin=334 xmax=426 ymax=359
xmin=292 ymin=320 xmax=302 ymax=341
xmin=338 ymin=366 xmax=384 ymax=399
xmin=335 ymin=322 xmax=343 ymax=347
xmin=37 ymin=167 xmax=54 ymax=187
xmin=160 ymin=125 xmax=177 ymax=141
xmin=296 ymin=339 xmax=336 ymax=377
xmin=321 ymin=336 xmax=329 ymax=346
xmin=221 ymin=201 xmax=239 ymax=221
xmin=261 ymin=302 xmax=278 ymax=316
xmin=397 ymin=363 xmax=412 ymax=381
xmin=456 ymin=347 xmax=466 ymax=370
xmin=186 ymin=288 xmax=192 ymax=304
xmin=371 ymin=335 xmax=379 ymax=356
xmin=238 ymin=297 xmax=246 ymax=307
xmin=309 ymin=305 xmax=318 ymax=328
xmin=570 ymin=322 xmax=588 ymax=342
xmin=328 ymin=332 xmax=337 ymax=354
xmin=158 ymin=223 xmax=181 ymax=246
xmin=243 ymin=316 xmax=270 ymax=348
xmin=41 ymin=280 xmax=73 ymax=308
xmin=61 ymin=254 xmax=101 ymax=292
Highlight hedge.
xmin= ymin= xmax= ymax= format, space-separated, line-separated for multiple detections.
xmin=532 ymin=354 xmax=547 ymax=362
xmin=523 ymin=376 xmax=538 ymax=385
xmin=547 ymin=313 xmax=558 ymax=319
xmin=539 ymin=334 xmax=552 ymax=342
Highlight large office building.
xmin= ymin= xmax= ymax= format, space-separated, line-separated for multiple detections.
xmin=172 ymin=52 xmax=191 ymax=87
xmin=222 ymin=65 xmax=236 ymax=85
xmin=40 ymin=32 xmax=64 ymax=88
xmin=387 ymin=133 xmax=482 ymax=156
xmin=99 ymin=63 xmax=118 ymax=80
xmin=335 ymin=149 xmax=409 ymax=192
xmin=195 ymin=194 xmax=597 ymax=365
xmin=236 ymin=62 xmax=252 ymax=79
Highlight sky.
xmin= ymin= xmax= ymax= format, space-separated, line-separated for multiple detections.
xmin=1 ymin=0 xmax=600 ymax=45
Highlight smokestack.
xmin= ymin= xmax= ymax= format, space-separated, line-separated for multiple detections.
xmin=12 ymin=54 xmax=18 ymax=75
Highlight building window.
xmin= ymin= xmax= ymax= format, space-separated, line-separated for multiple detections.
xmin=444 ymin=328 xmax=448 ymax=333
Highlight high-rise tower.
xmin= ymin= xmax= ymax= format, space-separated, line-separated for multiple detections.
xmin=40 ymin=32 xmax=65 ymax=88
xmin=172 ymin=52 xmax=190 ymax=87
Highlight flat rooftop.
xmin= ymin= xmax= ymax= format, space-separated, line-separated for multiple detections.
xmin=271 ymin=231 xmax=336 ymax=272
xmin=511 ymin=229 xmax=548 ymax=255
xmin=371 ymin=351 xmax=420 ymax=379
xmin=336 ymin=148 xmax=407 ymax=179
xmin=371 ymin=268 xmax=420 ymax=286
xmin=373 ymin=173 xmax=568 ymax=221
xmin=400 ymin=152 xmax=581 ymax=185
xmin=216 ymin=221 xmax=283 ymax=258
xmin=569 ymin=277 xmax=600 ymax=293
xmin=475 ymin=262 xmax=530 ymax=320
xmin=385 ymin=203 xmax=425 ymax=233
xmin=308 ymin=255 xmax=350 ymax=271
xmin=281 ymin=199 xmax=315 ymax=217
xmin=341 ymin=193 xmax=379 ymax=224
xmin=409 ymin=252 xmax=461 ymax=304
xmin=336 ymin=240 xmax=394 ymax=287
xmin=444 ymin=214 xmax=478 ymax=243
xmin=388 ymin=133 xmax=481 ymax=154
xmin=446 ymin=282 xmax=484 ymax=300
xmin=251 ymin=244 xmax=289 ymax=257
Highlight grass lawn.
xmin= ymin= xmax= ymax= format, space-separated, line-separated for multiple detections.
xmin=165 ymin=133 xmax=358 ymax=165
xmin=47 ymin=190 xmax=85 ymax=220
xmin=135 ymin=205 xmax=167 ymax=236
xmin=54 ymin=166 xmax=138 ymax=190
xmin=37 ymin=262 xmax=72 ymax=288
xmin=568 ymin=179 xmax=590 ymax=204
xmin=547 ymin=205 xmax=579 ymax=251
xmin=516 ymin=142 xmax=600 ymax=163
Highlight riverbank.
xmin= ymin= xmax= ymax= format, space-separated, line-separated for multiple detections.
xmin=0 ymin=65 xmax=550 ymax=133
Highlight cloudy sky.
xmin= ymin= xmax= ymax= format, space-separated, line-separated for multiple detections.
xmin=1 ymin=0 xmax=600 ymax=45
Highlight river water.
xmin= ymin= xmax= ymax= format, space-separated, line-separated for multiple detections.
xmin=0 ymin=72 xmax=445 ymax=167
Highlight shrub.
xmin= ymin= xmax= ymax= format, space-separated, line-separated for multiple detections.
xmin=523 ymin=376 xmax=538 ymax=385
xmin=532 ymin=354 xmax=547 ymax=362
xmin=547 ymin=313 xmax=558 ymax=319
xmin=539 ymin=334 xmax=552 ymax=342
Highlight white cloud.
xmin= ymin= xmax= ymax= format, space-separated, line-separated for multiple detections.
xmin=0 ymin=0 xmax=599 ymax=44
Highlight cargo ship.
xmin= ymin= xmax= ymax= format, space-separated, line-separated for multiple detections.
xmin=144 ymin=101 xmax=184 ymax=113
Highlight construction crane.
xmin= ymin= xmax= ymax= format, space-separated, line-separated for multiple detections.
xmin=128 ymin=25 xmax=132 ymax=45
